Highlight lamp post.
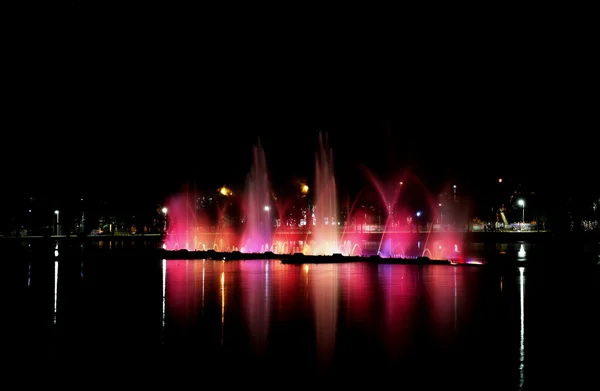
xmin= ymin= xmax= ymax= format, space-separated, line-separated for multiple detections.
xmin=162 ymin=207 xmax=168 ymax=234
xmin=518 ymin=199 xmax=525 ymax=231
xmin=55 ymin=210 xmax=60 ymax=236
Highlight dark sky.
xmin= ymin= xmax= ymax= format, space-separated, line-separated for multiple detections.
xmin=5 ymin=7 xmax=597 ymax=207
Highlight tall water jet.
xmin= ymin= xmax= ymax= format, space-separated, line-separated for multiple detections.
xmin=311 ymin=132 xmax=339 ymax=255
xmin=240 ymin=140 xmax=273 ymax=253
xmin=163 ymin=186 xmax=204 ymax=250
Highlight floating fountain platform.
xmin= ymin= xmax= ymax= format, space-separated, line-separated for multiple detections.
xmin=155 ymin=248 xmax=471 ymax=265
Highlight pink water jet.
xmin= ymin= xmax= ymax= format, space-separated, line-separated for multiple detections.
xmin=162 ymin=184 xmax=238 ymax=252
xmin=159 ymin=133 xmax=468 ymax=261
xmin=309 ymin=132 xmax=340 ymax=255
xmin=240 ymin=140 xmax=274 ymax=253
xmin=162 ymin=188 xmax=206 ymax=251
xmin=352 ymin=169 xmax=467 ymax=260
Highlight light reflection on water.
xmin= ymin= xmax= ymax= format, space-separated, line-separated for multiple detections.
xmin=161 ymin=260 xmax=498 ymax=375
xmin=518 ymin=266 xmax=526 ymax=391
xmin=53 ymin=260 xmax=58 ymax=325
xmin=11 ymin=248 xmax=600 ymax=388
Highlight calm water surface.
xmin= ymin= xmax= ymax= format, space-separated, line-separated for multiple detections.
xmin=6 ymin=242 xmax=600 ymax=390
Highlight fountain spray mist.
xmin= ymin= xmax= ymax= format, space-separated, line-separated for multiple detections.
xmin=240 ymin=139 xmax=273 ymax=253
xmin=311 ymin=132 xmax=339 ymax=255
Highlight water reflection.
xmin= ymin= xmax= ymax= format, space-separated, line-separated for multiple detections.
xmin=165 ymin=260 xmax=208 ymax=343
xmin=517 ymin=243 xmax=527 ymax=261
xmin=166 ymin=261 xmax=506 ymax=376
xmin=518 ymin=266 xmax=525 ymax=390
xmin=378 ymin=264 xmax=419 ymax=359
xmin=312 ymin=264 xmax=339 ymax=369
xmin=18 ymin=252 xmax=593 ymax=388
xmin=220 ymin=269 xmax=225 ymax=346
xmin=240 ymin=260 xmax=271 ymax=357
xmin=53 ymin=260 xmax=58 ymax=325
xmin=424 ymin=265 xmax=459 ymax=346
xmin=161 ymin=259 xmax=166 ymax=340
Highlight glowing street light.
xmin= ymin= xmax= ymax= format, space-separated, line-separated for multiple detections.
xmin=162 ymin=207 xmax=168 ymax=233
xmin=219 ymin=186 xmax=232 ymax=196
xmin=518 ymin=199 xmax=525 ymax=231
xmin=55 ymin=210 xmax=60 ymax=235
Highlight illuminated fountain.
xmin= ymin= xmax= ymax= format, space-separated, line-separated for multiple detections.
xmin=161 ymin=132 xmax=469 ymax=261
xmin=342 ymin=168 xmax=467 ymax=261
xmin=163 ymin=185 xmax=237 ymax=251
xmin=239 ymin=140 xmax=274 ymax=253
xmin=162 ymin=190 xmax=198 ymax=250
xmin=309 ymin=132 xmax=340 ymax=255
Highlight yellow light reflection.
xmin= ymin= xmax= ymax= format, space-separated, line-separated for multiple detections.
xmin=304 ymin=264 xmax=310 ymax=288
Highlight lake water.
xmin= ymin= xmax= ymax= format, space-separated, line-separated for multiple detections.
xmin=4 ymin=239 xmax=599 ymax=390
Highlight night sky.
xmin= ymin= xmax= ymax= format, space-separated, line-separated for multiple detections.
xmin=5 ymin=5 xmax=597 ymax=209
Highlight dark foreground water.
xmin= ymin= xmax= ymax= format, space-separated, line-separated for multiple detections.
xmin=4 ymin=241 xmax=600 ymax=390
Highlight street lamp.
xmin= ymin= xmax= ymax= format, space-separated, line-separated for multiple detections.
xmin=517 ymin=199 xmax=525 ymax=231
xmin=162 ymin=207 xmax=168 ymax=233
xmin=55 ymin=210 xmax=60 ymax=235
